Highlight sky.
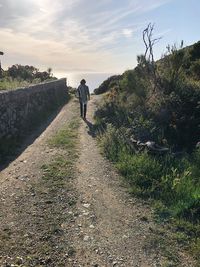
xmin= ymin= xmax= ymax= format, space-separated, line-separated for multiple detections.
xmin=0 ymin=0 xmax=200 ymax=84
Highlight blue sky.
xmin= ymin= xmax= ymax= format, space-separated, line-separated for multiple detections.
xmin=0 ymin=0 xmax=199 ymax=76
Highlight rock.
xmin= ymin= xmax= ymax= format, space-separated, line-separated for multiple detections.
xmin=68 ymin=211 xmax=73 ymax=215
xmin=16 ymin=257 xmax=23 ymax=265
xmin=83 ymin=235 xmax=90 ymax=241
xmin=89 ymin=224 xmax=95 ymax=229
xmin=83 ymin=212 xmax=89 ymax=216
xmin=83 ymin=203 xmax=90 ymax=208
xmin=19 ymin=175 xmax=29 ymax=181
xmin=140 ymin=216 xmax=149 ymax=222
xmin=108 ymin=255 xmax=113 ymax=263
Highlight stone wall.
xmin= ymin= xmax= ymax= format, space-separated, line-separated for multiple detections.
xmin=0 ymin=78 xmax=68 ymax=155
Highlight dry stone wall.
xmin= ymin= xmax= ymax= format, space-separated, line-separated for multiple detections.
xmin=0 ymin=78 xmax=67 ymax=154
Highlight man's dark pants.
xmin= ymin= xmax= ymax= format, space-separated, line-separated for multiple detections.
xmin=80 ymin=102 xmax=87 ymax=118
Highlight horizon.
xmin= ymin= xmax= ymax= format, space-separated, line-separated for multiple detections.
xmin=0 ymin=0 xmax=200 ymax=85
xmin=56 ymin=71 xmax=118 ymax=91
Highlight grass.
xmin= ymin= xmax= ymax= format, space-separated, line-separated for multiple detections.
xmin=34 ymin=119 xmax=80 ymax=262
xmin=98 ymin=124 xmax=200 ymax=265
xmin=48 ymin=119 xmax=80 ymax=150
xmin=0 ymin=77 xmax=51 ymax=91
xmin=41 ymin=157 xmax=74 ymax=186
xmin=0 ymin=78 xmax=30 ymax=90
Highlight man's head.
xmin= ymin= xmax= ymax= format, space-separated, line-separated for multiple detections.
xmin=80 ymin=79 xmax=86 ymax=85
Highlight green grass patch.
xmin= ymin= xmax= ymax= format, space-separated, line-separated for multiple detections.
xmin=41 ymin=157 xmax=73 ymax=185
xmin=48 ymin=119 xmax=80 ymax=150
xmin=43 ymin=118 xmax=80 ymax=192
xmin=0 ymin=78 xmax=30 ymax=90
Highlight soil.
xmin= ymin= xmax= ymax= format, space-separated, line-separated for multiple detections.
xmin=0 ymin=96 xmax=196 ymax=267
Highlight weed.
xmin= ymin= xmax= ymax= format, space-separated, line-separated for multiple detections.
xmin=48 ymin=119 xmax=80 ymax=150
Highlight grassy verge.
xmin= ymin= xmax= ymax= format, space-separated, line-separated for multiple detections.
xmin=0 ymin=78 xmax=30 ymax=90
xmin=98 ymin=124 xmax=200 ymax=265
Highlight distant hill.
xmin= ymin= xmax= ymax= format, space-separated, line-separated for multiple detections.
xmin=94 ymin=75 xmax=122 ymax=95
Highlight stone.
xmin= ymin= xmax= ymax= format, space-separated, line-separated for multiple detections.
xmin=83 ymin=235 xmax=90 ymax=242
xmin=83 ymin=203 xmax=90 ymax=208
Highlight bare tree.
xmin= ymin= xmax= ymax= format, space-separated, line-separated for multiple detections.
xmin=142 ymin=23 xmax=162 ymax=91
xmin=143 ymin=23 xmax=162 ymax=62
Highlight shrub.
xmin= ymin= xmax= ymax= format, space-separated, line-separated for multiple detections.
xmin=99 ymin=126 xmax=200 ymax=224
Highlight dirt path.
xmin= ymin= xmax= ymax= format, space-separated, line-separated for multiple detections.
xmin=65 ymin=97 xmax=159 ymax=267
xmin=0 ymin=96 xmax=195 ymax=267
xmin=68 ymin=96 xmax=195 ymax=267
xmin=0 ymin=100 xmax=79 ymax=266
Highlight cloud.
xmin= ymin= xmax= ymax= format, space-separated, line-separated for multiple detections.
xmin=0 ymin=0 xmax=171 ymax=72
xmin=0 ymin=27 xmax=118 ymax=73
xmin=123 ymin=29 xmax=133 ymax=38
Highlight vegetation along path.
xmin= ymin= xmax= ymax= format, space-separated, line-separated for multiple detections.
xmin=0 ymin=96 xmax=196 ymax=266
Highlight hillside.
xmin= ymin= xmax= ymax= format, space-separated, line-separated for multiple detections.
xmin=95 ymin=40 xmax=200 ymax=94
xmin=94 ymin=40 xmax=200 ymax=263
xmin=95 ymin=40 xmax=200 ymax=150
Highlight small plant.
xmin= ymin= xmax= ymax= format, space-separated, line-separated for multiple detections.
xmin=48 ymin=119 xmax=80 ymax=150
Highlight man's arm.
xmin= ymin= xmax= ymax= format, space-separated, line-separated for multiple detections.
xmin=77 ymin=86 xmax=80 ymax=98
xmin=87 ymin=86 xmax=90 ymax=100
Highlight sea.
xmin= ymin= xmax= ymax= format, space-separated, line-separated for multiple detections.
xmin=55 ymin=72 xmax=117 ymax=93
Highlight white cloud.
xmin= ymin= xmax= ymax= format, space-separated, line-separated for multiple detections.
xmin=0 ymin=0 xmax=171 ymax=72
xmin=123 ymin=29 xmax=133 ymax=38
xmin=0 ymin=27 xmax=118 ymax=73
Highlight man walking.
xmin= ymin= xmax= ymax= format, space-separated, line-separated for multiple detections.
xmin=77 ymin=79 xmax=90 ymax=119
